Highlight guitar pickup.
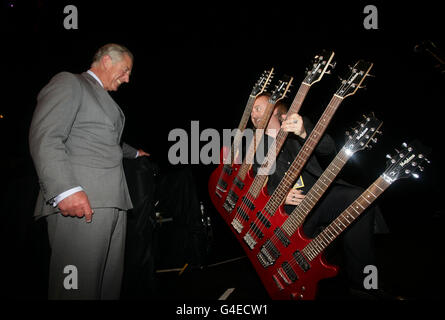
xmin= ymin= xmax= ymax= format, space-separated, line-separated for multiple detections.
xmin=257 ymin=211 xmax=271 ymax=228
xmin=222 ymin=165 xmax=233 ymax=175
xmin=274 ymin=227 xmax=290 ymax=247
xmin=226 ymin=190 xmax=239 ymax=204
xmin=216 ymin=179 xmax=227 ymax=191
xmin=249 ymin=222 xmax=264 ymax=239
xmin=293 ymin=250 xmax=310 ymax=272
xmin=282 ymin=261 xmax=298 ymax=282
xmin=236 ymin=207 xmax=249 ymax=221
xmin=234 ymin=177 xmax=244 ymax=190
xmin=241 ymin=196 xmax=255 ymax=211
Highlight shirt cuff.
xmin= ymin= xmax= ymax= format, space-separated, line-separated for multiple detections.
xmin=53 ymin=186 xmax=84 ymax=207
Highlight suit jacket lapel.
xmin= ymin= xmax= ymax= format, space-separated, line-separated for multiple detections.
xmin=80 ymin=72 xmax=124 ymax=135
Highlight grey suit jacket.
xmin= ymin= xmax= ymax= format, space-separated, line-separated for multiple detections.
xmin=29 ymin=71 xmax=137 ymax=219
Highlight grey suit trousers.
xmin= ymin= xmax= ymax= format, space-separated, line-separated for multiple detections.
xmin=46 ymin=208 xmax=126 ymax=300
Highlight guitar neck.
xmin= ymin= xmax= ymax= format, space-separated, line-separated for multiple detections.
xmin=246 ymin=83 xmax=312 ymax=198
xmin=263 ymin=94 xmax=344 ymax=215
xmin=302 ymin=175 xmax=390 ymax=261
xmin=282 ymin=146 xmax=351 ymax=235
xmin=228 ymin=95 xmax=257 ymax=165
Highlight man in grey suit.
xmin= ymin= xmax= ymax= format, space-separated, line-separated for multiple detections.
xmin=29 ymin=43 xmax=149 ymax=299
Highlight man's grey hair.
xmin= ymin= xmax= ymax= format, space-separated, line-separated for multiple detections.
xmin=91 ymin=43 xmax=133 ymax=66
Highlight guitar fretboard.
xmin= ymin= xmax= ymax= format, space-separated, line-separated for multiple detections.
xmin=227 ymin=95 xmax=257 ymax=165
xmin=302 ymin=176 xmax=390 ymax=261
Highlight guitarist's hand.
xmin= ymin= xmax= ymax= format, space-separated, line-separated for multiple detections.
xmin=285 ymin=189 xmax=305 ymax=206
xmin=57 ymin=191 xmax=94 ymax=223
xmin=281 ymin=113 xmax=307 ymax=139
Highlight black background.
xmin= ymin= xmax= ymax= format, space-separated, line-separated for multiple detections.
xmin=0 ymin=0 xmax=444 ymax=302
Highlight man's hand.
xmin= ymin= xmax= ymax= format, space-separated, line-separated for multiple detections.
xmin=285 ymin=189 xmax=305 ymax=206
xmin=281 ymin=113 xmax=307 ymax=139
xmin=137 ymin=149 xmax=150 ymax=157
xmin=57 ymin=191 xmax=94 ymax=223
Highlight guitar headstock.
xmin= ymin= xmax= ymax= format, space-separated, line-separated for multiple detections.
xmin=382 ymin=141 xmax=431 ymax=184
xmin=344 ymin=113 xmax=383 ymax=155
xmin=269 ymin=75 xmax=294 ymax=104
xmin=250 ymin=68 xmax=275 ymax=97
xmin=303 ymin=50 xmax=336 ymax=86
xmin=335 ymin=60 xmax=373 ymax=99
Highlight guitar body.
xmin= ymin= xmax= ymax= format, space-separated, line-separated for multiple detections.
xmin=222 ymin=190 xmax=339 ymax=300
xmin=249 ymin=224 xmax=339 ymax=300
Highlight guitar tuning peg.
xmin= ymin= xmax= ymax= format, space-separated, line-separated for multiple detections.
xmin=412 ymin=173 xmax=420 ymax=179
xmin=366 ymin=74 xmax=376 ymax=77
xmin=376 ymin=130 xmax=383 ymax=135
xmin=325 ymin=70 xmax=331 ymax=74
xmin=366 ymin=144 xmax=373 ymax=149
xmin=359 ymin=85 xmax=367 ymax=90
xmin=330 ymin=61 xmax=337 ymax=68
xmin=371 ymin=138 xmax=378 ymax=143
xmin=402 ymin=142 xmax=408 ymax=148
xmin=386 ymin=154 xmax=392 ymax=159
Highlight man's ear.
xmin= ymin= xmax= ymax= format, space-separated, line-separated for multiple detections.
xmin=102 ymin=55 xmax=113 ymax=70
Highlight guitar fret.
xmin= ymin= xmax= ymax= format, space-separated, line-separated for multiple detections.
xmin=351 ymin=203 xmax=361 ymax=214
xmin=356 ymin=200 xmax=366 ymax=210
xmin=345 ymin=207 xmax=357 ymax=219
xmin=361 ymin=194 xmax=372 ymax=204
xmin=312 ymin=188 xmax=322 ymax=197
xmin=337 ymin=217 xmax=347 ymax=229
xmin=373 ymin=182 xmax=384 ymax=192
xmin=325 ymin=228 xmax=335 ymax=239
xmin=367 ymin=189 xmax=378 ymax=198
xmin=318 ymin=179 xmax=329 ymax=189
xmin=331 ymin=162 xmax=341 ymax=171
